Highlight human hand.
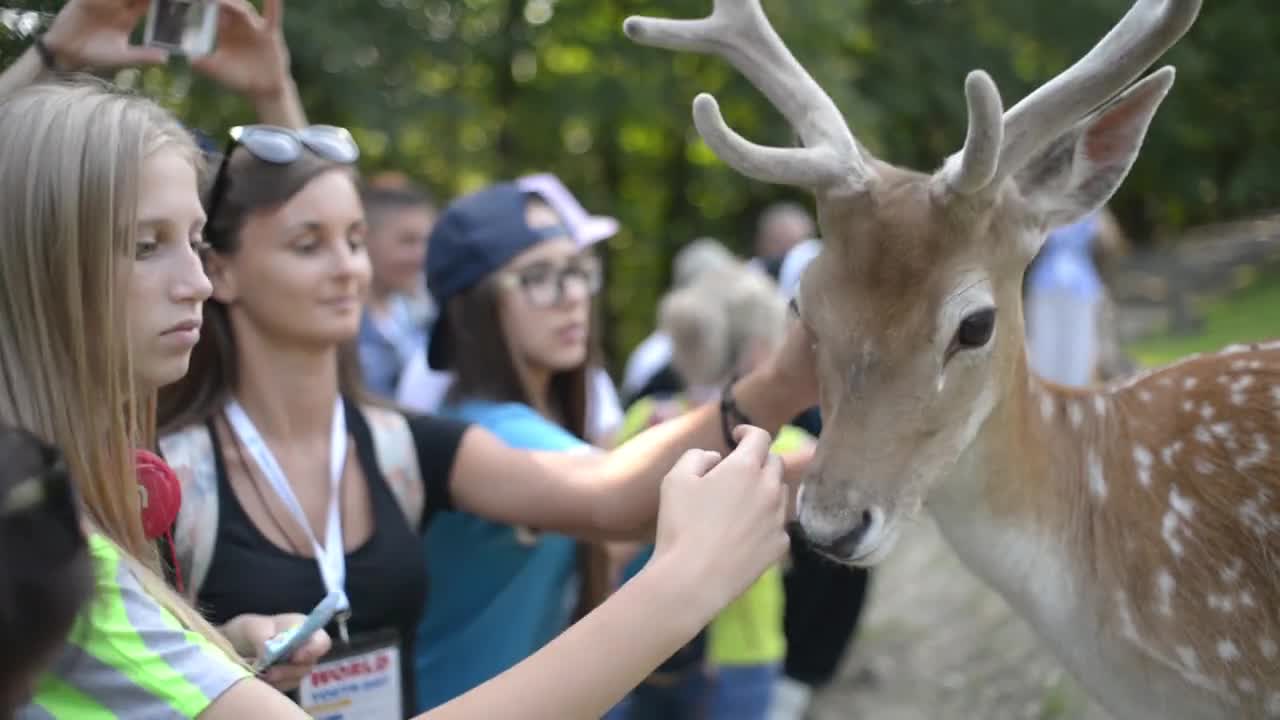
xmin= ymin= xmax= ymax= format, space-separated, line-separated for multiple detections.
xmin=651 ymin=426 xmax=790 ymax=611
xmin=222 ymin=612 xmax=331 ymax=691
xmin=190 ymin=0 xmax=291 ymax=101
xmin=42 ymin=0 xmax=169 ymax=71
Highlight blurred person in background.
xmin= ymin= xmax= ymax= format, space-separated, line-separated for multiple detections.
xmin=1024 ymin=210 xmax=1137 ymax=386
xmin=753 ymin=201 xmax=815 ymax=267
xmin=620 ymin=237 xmax=739 ymax=404
xmin=357 ymin=173 xmax=438 ymax=398
xmin=607 ymin=250 xmax=807 ymax=720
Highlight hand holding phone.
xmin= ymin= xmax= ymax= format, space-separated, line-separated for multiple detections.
xmin=143 ymin=0 xmax=218 ymax=57
xmin=253 ymin=591 xmax=343 ymax=673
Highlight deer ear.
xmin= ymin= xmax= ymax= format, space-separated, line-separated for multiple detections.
xmin=1014 ymin=66 xmax=1176 ymax=233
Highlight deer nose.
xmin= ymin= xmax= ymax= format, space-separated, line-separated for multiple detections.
xmin=813 ymin=507 xmax=885 ymax=560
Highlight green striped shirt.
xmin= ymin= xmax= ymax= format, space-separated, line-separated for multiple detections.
xmin=17 ymin=534 xmax=247 ymax=719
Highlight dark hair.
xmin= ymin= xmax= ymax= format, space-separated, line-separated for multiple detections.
xmin=360 ymin=177 xmax=435 ymax=225
xmin=439 ymin=205 xmax=612 ymax=617
xmin=442 ymin=279 xmax=597 ymax=441
xmin=0 ymin=425 xmax=93 ymax=713
xmin=158 ymin=147 xmax=370 ymax=433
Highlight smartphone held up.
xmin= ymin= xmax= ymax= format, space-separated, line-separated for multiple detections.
xmin=143 ymin=0 xmax=218 ymax=58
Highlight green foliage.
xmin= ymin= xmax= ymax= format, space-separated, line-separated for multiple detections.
xmin=4 ymin=0 xmax=1277 ymax=369
xmin=1127 ymin=268 xmax=1280 ymax=367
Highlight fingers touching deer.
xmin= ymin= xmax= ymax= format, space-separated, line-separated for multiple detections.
xmin=627 ymin=2 xmax=1280 ymax=718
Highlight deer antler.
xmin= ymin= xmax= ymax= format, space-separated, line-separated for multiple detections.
xmin=944 ymin=0 xmax=1202 ymax=195
xmin=940 ymin=70 xmax=1005 ymax=194
xmin=624 ymin=0 xmax=871 ymax=192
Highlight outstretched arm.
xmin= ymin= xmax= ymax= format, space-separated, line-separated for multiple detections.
xmin=450 ymin=321 xmax=819 ymax=539
xmin=425 ymin=429 xmax=791 ymax=719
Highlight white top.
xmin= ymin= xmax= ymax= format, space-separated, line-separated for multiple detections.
xmin=395 ymin=353 xmax=623 ymax=444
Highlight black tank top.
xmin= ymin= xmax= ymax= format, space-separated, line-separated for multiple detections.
xmin=197 ymin=401 xmax=428 ymax=711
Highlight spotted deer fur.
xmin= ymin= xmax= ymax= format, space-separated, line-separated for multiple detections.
xmin=625 ymin=1 xmax=1280 ymax=717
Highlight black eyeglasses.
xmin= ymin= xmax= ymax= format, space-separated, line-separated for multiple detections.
xmin=204 ymin=124 xmax=361 ymax=244
xmin=498 ymin=254 xmax=603 ymax=309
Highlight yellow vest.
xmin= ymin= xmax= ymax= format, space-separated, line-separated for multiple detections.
xmin=619 ymin=396 xmax=812 ymax=666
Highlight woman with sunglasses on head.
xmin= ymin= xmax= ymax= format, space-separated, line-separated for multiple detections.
xmin=156 ymin=116 xmax=818 ymax=717
xmin=409 ymin=179 xmax=620 ymax=712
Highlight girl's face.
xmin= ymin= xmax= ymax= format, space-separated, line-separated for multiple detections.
xmin=208 ymin=170 xmax=371 ymax=347
xmin=124 ymin=148 xmax=214 ymax=392
xmin=496 ymin=204 xmax=599 ymax=373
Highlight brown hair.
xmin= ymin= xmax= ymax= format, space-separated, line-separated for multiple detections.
xmin=439 ymin=198 xmax=608 ymax=617
xmin=158 ymin=145 xmax=369 ymax=433
xmin=360 ymin=176 xmax=435 ymax=224
xmin=442 ymin=278 xmax=596 ymax=441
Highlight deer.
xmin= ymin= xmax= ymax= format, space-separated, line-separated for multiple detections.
xmin=625 ymin=1 xmax=1280 ymax=718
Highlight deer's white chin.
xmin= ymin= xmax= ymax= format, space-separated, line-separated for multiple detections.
xmin=828 ymin=522 xmax=901 ymax=568
xmin=851 ymin=524 xmax=901 ymax=566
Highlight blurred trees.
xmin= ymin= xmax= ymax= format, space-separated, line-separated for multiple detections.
xmin=3 ymin=0 xmax=1276 ymax=366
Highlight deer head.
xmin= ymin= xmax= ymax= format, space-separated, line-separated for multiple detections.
xmin=626 ymin=0 xmax=1202 ymax=565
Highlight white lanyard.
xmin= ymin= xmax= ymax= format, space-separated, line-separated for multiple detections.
xmin=225 ymin=396 xmax=353 ymax=642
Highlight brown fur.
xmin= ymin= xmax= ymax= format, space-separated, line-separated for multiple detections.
xmin=1009 ymin=345 xmax=1280 ymax=713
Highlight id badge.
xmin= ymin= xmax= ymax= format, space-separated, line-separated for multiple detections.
xmin=298 ymin=629 xmax=402 ymax=720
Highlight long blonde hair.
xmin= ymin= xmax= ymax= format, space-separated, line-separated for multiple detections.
xmin=0 ymin=81 xmax=239 ymax=660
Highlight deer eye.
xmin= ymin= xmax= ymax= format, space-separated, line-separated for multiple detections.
xmin=955 ymin=308 xmax=997 ymax=350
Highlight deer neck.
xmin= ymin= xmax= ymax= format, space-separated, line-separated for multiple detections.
xmin=926 ymin=355 xmax=1116 ymax=643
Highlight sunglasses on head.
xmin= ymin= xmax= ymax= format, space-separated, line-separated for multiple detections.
xmin=204 ymin=124 xmax=361 ymax=244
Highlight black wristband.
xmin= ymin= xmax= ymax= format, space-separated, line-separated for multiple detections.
xmin=33 ymin=34 xmax=59 ymax=72
xmin=719 ymin=373 xmax=756 ymax=449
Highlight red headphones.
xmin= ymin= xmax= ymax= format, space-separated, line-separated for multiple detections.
xmin=135 ymin=450 xmax=182 ymax=540
xmin=135 ymin=450 xmax=185 ymax=591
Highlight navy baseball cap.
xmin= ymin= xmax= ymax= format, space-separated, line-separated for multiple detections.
xmin=425 ymin=182 xmax=570 ymax=370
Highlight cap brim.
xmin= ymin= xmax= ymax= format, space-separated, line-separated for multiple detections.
xmin=577 ymin=216 xmax=620 ymax=248
xmin=426 ymin=313 xmax=453 ymax=371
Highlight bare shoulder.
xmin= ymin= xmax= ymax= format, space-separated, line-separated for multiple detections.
xmin=358 ymin=404 xmax=424 ymax=527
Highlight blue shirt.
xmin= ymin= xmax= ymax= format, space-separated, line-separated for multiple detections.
xmin=1026 ymin=214 xmax=1104 ymax=299
xmin=413 ymin=401 xmax=585 ymax=712
xmin=358 ymin=296 xmax=429 ymax=399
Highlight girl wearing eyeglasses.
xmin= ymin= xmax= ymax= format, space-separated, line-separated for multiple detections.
xmin=409 ymin=180 xmax=616 ymax=712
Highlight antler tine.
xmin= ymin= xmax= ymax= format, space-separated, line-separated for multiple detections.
xmin=624 ymin=0 xmax=871 ymax=191
xmin=941 ymin=70 xmax=1005 ymax=195
xmin=994 ymin=0 xmax=1202 ymax=182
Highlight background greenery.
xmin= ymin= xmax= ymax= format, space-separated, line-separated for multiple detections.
xmin=4 ymin=0 xmax=1277 ymax=370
